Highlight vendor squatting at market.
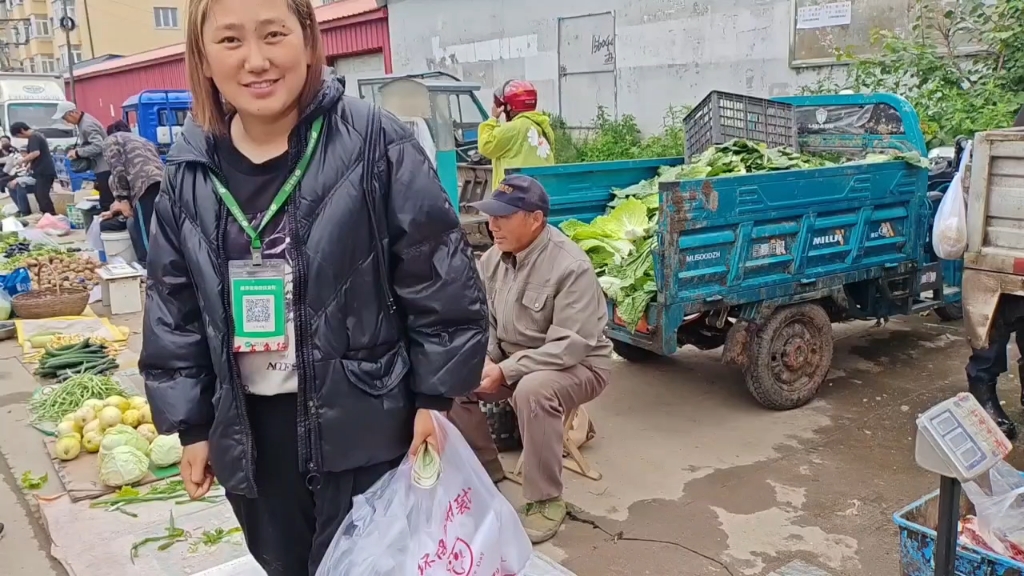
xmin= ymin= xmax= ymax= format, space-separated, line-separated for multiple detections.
xmin=138 ymin=0 xmax=488 ymax=574
xmin=450 ymin=174 xmax=613 ymax=544
xmin=965 ymin=105 xmax=1024 ymax=440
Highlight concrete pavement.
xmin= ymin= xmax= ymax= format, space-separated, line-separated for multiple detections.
xmin=0 ymin=313 xmax=1009 ymax=575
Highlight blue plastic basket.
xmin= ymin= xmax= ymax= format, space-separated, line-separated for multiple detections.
xmin=893 ymin=486 xmax=1024 ymax=576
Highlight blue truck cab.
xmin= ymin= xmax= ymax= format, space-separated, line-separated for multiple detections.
xmin=513 ymin=93 xmax=962 ymax=410
xmin=122 ymin=90 xmax=192 ymax=154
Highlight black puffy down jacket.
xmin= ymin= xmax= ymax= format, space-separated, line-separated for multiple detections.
xmin=139 ymin=70 xmax=489 ymax=496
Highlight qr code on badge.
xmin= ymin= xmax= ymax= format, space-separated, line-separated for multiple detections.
xmin=242 ymin=295 xmax=275 ymax=332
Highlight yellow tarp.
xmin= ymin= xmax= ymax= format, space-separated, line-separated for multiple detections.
xmin=15 ymin=315 xmax=129 ymax=346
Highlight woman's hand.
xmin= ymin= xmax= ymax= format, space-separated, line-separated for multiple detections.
xmin=180 ymin=441 xmax=215 ymax=499
xmin=408 ymin=409 xmax=440 ymax=457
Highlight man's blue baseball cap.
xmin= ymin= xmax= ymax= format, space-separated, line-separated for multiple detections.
xmin=469 ymin=174 xmax=550 ymax=217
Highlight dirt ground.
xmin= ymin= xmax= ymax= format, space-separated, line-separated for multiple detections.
xmin=1 ymin=313 xmax=1017 ymax=576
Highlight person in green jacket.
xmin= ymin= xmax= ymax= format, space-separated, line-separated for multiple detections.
xmin=479 ymin=80 xmax=556 ymax=188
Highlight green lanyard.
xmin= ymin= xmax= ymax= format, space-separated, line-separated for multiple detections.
xmin=210 ymin=116 xmax=325 ymax=265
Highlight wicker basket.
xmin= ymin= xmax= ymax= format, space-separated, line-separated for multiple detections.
xmin=12 ymin=263 xmax=89 ymax=319
xmin=13 ymin=288 xmax=89 ymax=319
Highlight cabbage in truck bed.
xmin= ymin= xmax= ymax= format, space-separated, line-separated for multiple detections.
xmin=560 ymin=139 xmax=929 ymax=330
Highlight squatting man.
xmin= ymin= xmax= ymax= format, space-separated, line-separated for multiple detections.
xmin=449 ymin=174 xmax=612 ymax=544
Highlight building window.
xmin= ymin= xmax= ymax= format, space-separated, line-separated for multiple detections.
xmin=34 ymin=55 xmax=56 ymax=74
xmin=52 ymin=0 xmax=75 ymax=20
xmin=153 ymin=7 xmax=179 ymax=29
xmin=19 ymin=21 xmax=30 ymax=42
xmin=57 ymin=46 xmax=82 ymax=71
xmin=31 ymin=16 xmax=51 ymax=38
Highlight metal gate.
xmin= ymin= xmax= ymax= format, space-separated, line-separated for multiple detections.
xmin=557 ymin=12 xmax=617 ymax=128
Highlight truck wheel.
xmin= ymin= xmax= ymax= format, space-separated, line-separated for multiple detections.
xmin=612 ymin=340 xmax=659 ymax=363
xmin=934 ymin=302 xmax=963 ymax=322
xmin=482 ymin=400 xmax=522 ymax=452
xmin=744 ymin=303 xmax=834 ymax=410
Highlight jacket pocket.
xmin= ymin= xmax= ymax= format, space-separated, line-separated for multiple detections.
xmin=340 ymin=342 xmax=410 ymax=397
xmin=517 ymin=289 xmax=553 ymax=332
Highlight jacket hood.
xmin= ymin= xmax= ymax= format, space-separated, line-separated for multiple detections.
xmin=515 ymin=111 xmax=556 ymax=147
xmin=168 ymin=66 xmax=344 ymax=164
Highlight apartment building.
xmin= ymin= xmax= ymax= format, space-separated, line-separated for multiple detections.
xmin=0 ymin=0 xmax=186 ymax=74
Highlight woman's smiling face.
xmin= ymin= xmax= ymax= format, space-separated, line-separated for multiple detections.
xmin=201 ymin=0 xmax=312 ymax=122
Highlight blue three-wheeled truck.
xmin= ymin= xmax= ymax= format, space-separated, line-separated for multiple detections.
xmin=508 ymin=93 xmax=963 ymax=410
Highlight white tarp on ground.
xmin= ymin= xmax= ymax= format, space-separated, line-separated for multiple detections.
xmin=40 ymin=492 xmax=576 ymax=576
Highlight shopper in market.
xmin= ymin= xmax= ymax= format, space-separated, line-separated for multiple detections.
xmin=54 ymin=102 xmax=114 ymax=212
xmin=965 ymin=108 xmax=1024 ymax=440
xmin=449 ymin=174 xmax=612 ymax=544
xmin=138 ymin=0 xmax=488 ymax=574
xmin=99 ymin=120 xmax=164 ymax=266
xmin=8 ymin=122 xmax=57 ymax=215
xmin=478 ymin=79 xmax=556 ymax=188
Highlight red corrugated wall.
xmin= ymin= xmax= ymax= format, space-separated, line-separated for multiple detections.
xmin=67 ymin=59 xmax=188 ymax=125
xmin=68 ymin=12 xmax=390 ymax=126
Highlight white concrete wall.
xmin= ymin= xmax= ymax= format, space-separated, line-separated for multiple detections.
xmin=333 ymin=52 xmax=387 ymax=97
xmin=385 ymin=0 xmax=847 ymax=133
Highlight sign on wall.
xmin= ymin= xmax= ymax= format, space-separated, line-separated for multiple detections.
xmin=557 ymin=11 xmax=617 ymax=128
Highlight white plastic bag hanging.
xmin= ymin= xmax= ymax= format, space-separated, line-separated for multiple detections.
xmin=932 ymin=142 xmax=972 ymax=260
xmin=315 ymin=412 xmax=532 ymax=576
xmin=87 ymin=217 xmax=104 ymax=254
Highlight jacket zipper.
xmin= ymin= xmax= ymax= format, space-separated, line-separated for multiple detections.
xmin=282 ymin=130 xmax=322 ymax=486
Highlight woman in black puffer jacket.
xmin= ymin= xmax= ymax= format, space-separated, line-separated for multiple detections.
xmin=139 ymin=0 xmax=488 ymax=573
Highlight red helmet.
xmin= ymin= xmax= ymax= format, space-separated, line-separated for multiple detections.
xmin=493 ymin=80 xmax=538 ymax=115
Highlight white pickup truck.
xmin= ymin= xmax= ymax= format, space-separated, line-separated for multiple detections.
xmin=962 ymin=127 xmax=1024 ymax=348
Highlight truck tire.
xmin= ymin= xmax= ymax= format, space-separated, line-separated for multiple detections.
xmin=612 ymin=340 xmax=659 ymax=363
xmin=482 ymin=400 xmax=522 ymax=452
xmin=934 ymin=301 xmax=963 ymax=322
xmin=744 ymin=303 xmax=834 ymax=410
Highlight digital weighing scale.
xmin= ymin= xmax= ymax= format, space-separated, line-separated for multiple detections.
xmin=914 ymin=393 xmax=1014 ymax=576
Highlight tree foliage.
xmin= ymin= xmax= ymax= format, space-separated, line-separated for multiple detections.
xmin=800 ymin=0 xmax=1024 ymax=145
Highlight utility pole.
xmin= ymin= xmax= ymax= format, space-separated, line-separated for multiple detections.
xmin=59 ymin=0 xmax=76 ymax=101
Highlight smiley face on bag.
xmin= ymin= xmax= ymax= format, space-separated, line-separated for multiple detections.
xmin=446 ymin=537 xmax=474 ymax=575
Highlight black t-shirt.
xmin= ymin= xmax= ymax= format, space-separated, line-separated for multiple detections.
xmin=27 ymin=132 xmax=56 ymax=177
xmin=215 ymin=137 xmax=290 ymax=262
xmin=215 ymin=136 xmax=298 ymax=396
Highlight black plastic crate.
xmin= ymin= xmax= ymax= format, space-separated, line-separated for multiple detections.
xmin=684 ymin=91 xmax=798 ymax=161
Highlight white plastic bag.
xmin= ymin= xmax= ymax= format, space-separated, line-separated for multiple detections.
xmin=315 ymin=412 xmax=532 ymax=576
xmin=932 ymin=142 xmax=972 ymax=260
xmin=962 ymin=460 xmax=1024 ymax=556
xmin=87 ymin=217 xmax=103 ymax=253
xmin=1 ymin=216 xmax=24 ymax=232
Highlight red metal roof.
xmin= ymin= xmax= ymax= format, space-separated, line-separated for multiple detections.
xmin=65 ymin=2 xmax=389 ymax=125
xmin=317 ymin=0 xmax=381 ymax=25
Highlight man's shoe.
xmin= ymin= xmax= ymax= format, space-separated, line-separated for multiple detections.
xmin=483 ymin=459 xmax=505 ymax=484
xmin=970 ymin=382 xmax=1018 ymax=440
xmin=519 ymin=498 xmax=566 ymax=544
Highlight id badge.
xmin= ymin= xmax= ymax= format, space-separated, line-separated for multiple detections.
xmin=229 ymin=259 xmax=288 ymax=353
